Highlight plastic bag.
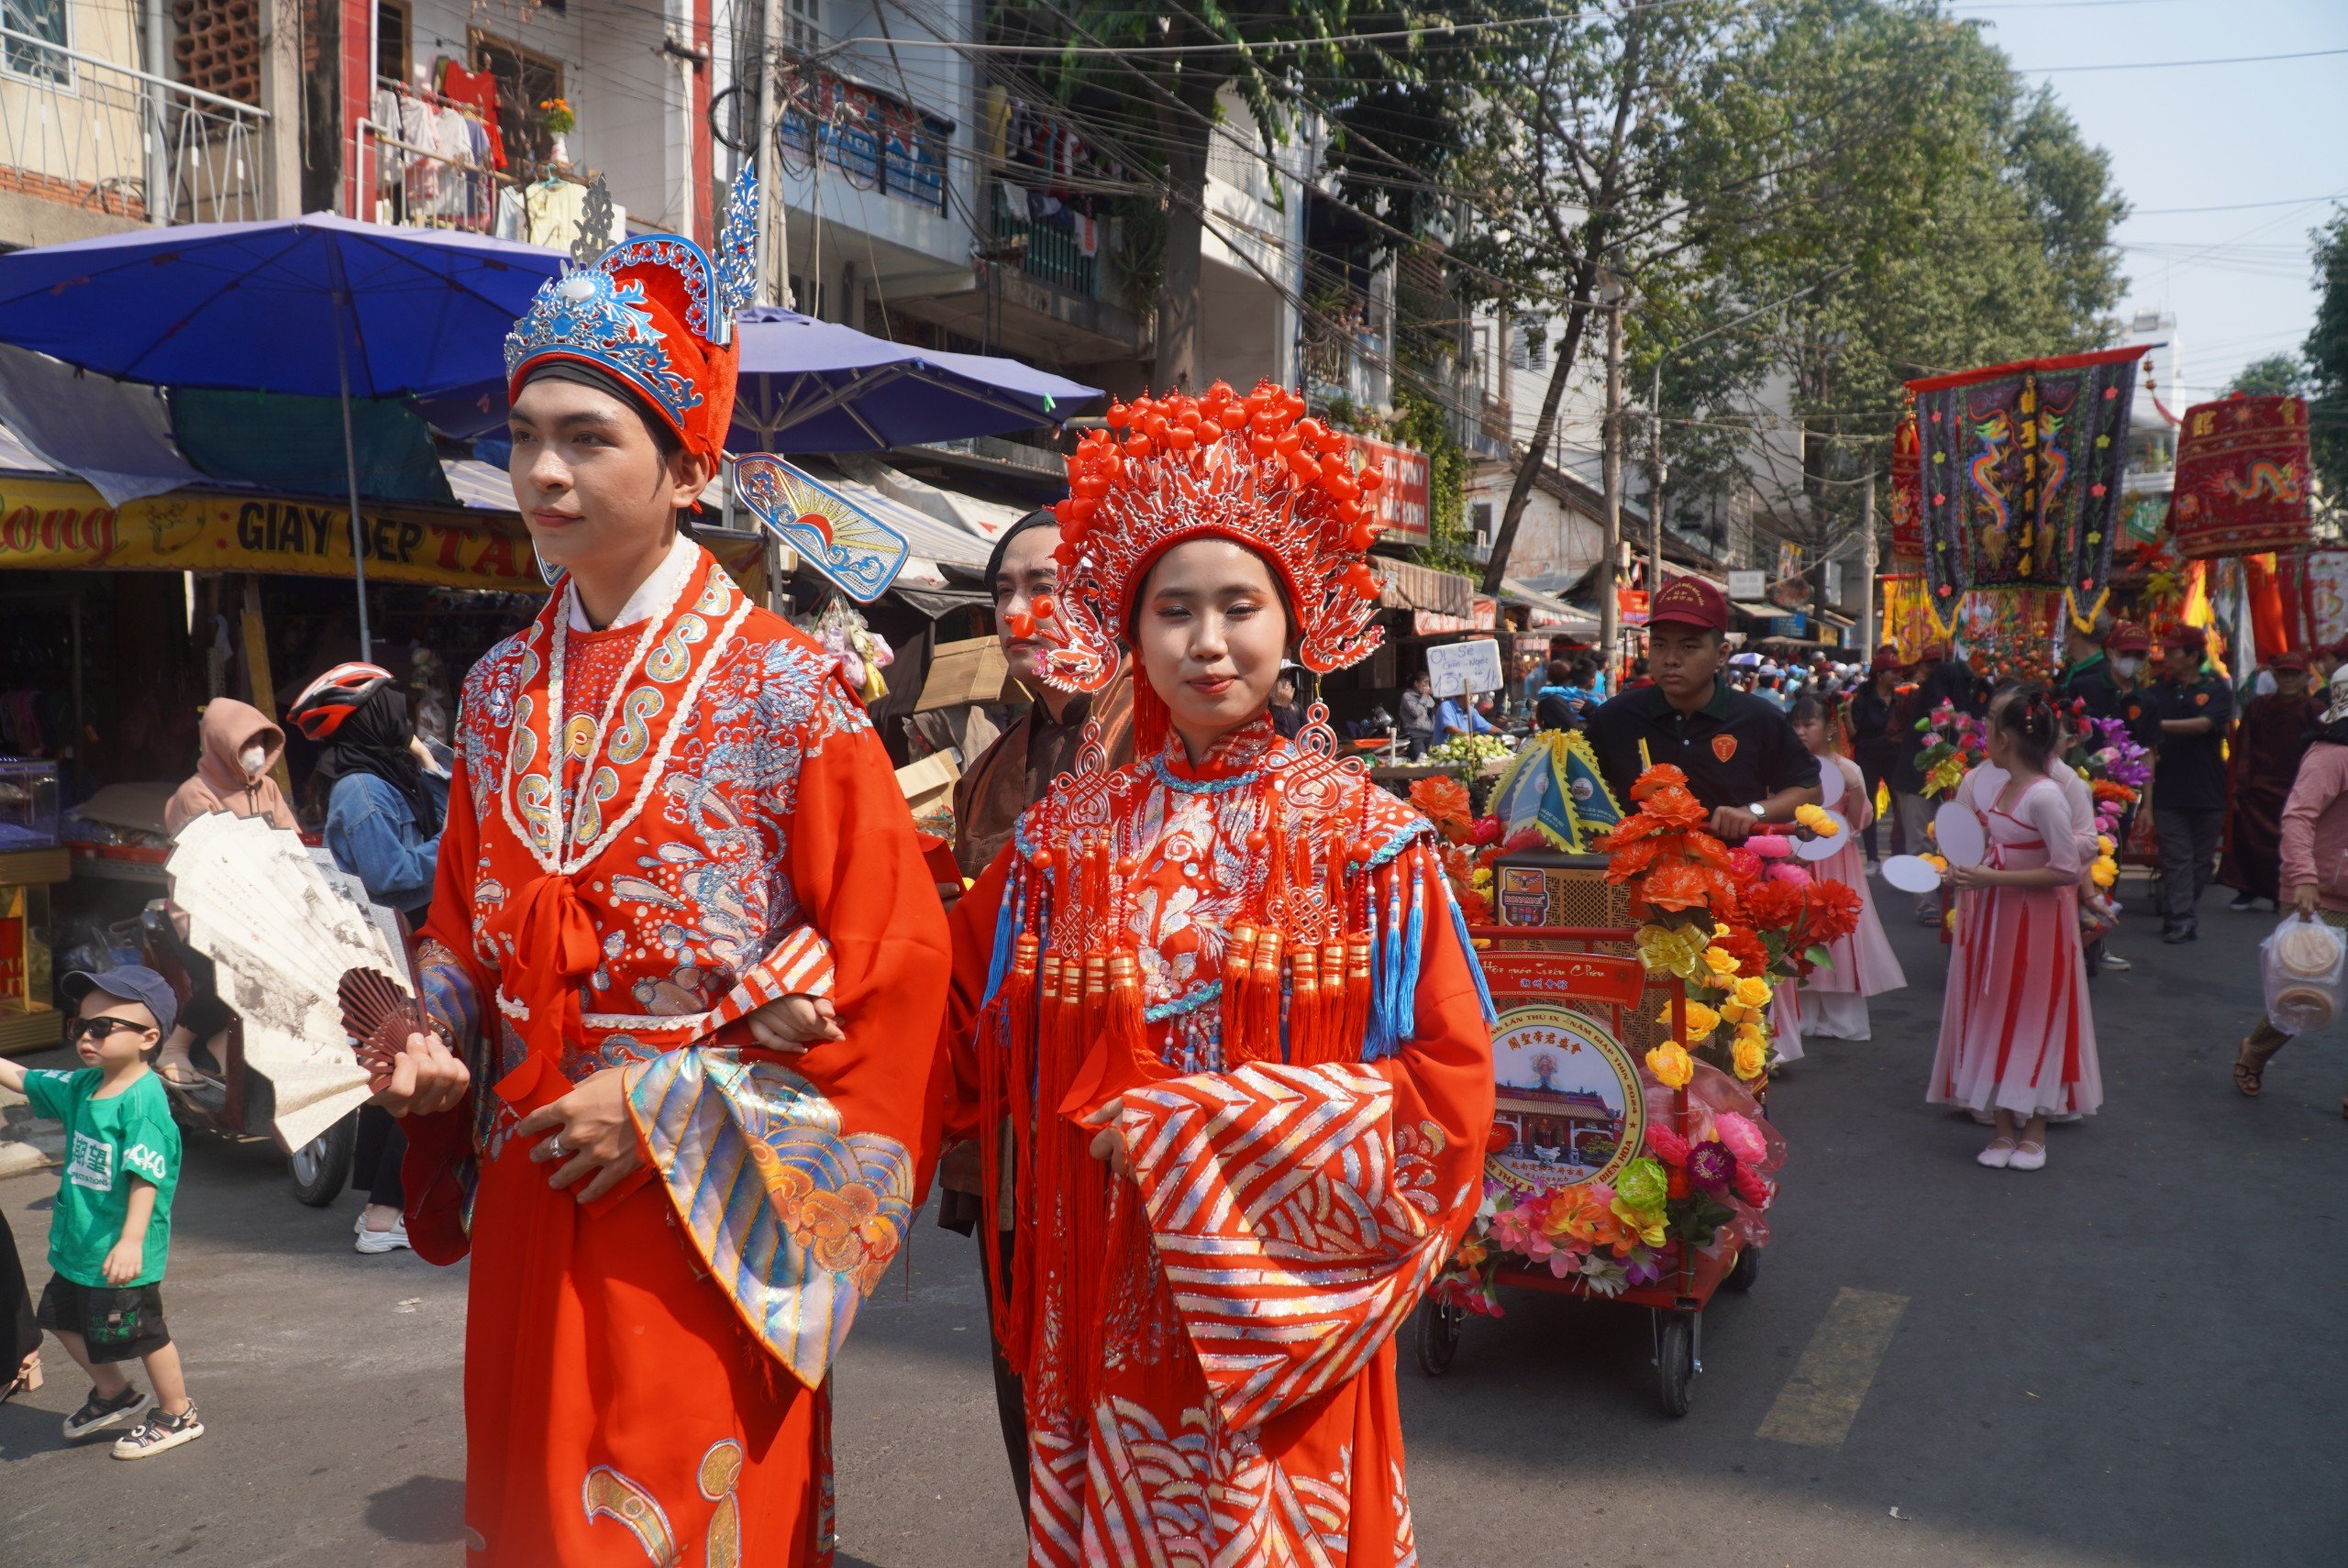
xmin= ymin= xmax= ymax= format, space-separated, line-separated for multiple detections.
xmin=2262 ymin=911 xmax=2345 ymax=1036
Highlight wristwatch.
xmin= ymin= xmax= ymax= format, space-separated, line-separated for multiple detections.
xmin=1747 ymin=801 xmax=1769 ymax=822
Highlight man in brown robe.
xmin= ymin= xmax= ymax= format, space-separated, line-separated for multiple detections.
xmin=2221 ymin=651 xmax=2321 ymax=911
xmin=937 ymin=508 xmax=1132 ymax=1513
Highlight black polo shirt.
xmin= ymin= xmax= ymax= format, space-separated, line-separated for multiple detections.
xmin=2132 ymin=675 xmax=2235 ymax=812
xmin=2059 ymin=653 xmax=2124 ymax=723
xmin=1586 ymin=679 xmax=1822 ymax=813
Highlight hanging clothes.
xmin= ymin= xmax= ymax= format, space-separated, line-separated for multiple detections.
xmin=436 ymin=58 xmax=506 ymax=170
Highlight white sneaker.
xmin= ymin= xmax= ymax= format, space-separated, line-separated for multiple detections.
xmin=354 ymin=1214 xmax=412 ymax=1254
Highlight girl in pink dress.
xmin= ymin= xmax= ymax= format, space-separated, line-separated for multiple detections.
xmin=1789 ymin=696 xmax=1906 ymax=1042
xmin=1928 ymin=684 xmax=2103 ymax=1169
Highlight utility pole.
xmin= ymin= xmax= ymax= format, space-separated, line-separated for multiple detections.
xmin=1647 ymin=360 xmax=1666 ymax=603
xmin=754 ymin=0 xmax=784 ymax=304
xmin=1861 ymin=474 xmax=1878 ymax=656
xmin=1597 ymin=294 xmax=1624 ymax=673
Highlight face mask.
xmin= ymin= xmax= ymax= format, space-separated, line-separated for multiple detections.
xmin=2113 ymin=657 xmax=2143 ymax=679
xmin=239 ymin=745 xmax=268 ymax=777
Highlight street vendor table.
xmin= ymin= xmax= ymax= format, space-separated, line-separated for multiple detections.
xmin=1414 ymin=925 xmax=1761 ymax=1416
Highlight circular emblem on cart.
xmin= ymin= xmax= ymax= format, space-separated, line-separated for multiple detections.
xmin=1485 ymin=1003 xmax=1646 ymax=1198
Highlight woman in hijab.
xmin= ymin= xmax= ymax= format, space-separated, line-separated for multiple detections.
xmin=288 ymin=663 xmax=448 ymax=1253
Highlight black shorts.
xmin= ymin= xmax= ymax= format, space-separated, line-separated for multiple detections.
xmin=37 ymin=1276 xmax=171 ymax=1364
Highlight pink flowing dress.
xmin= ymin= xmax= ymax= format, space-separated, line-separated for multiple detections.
xmin=1927 ymin=774 xmax=2103 ymax=1118
xmin=1799 ymin=755 xmax=1907 ymax=1040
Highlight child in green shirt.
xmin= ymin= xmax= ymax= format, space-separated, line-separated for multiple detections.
xmin=0 ymin=966 xmax=205 ymax=1458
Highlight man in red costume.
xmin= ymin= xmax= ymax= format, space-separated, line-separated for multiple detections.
xmin=372 ymin=171 xmax=948 ymax=1565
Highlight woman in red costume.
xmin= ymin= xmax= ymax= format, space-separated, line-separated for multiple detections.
xmin=944 ymin=381 xmax=1497 ymax=1564
xmin=372 ymin=170 xmax=949 ymax=1565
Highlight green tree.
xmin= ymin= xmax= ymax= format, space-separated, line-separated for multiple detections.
xmin=2230 ymin=354 xmax=2308 ymax=398
xmin=2305 ymin=206 xmax=2348 ymax=527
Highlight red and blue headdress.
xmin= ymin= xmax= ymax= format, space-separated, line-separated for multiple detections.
xmin=504 ymin=168 xmax=759 ymax=467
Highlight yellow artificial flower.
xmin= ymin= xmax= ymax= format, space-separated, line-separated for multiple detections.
xmin=2090 ymin=855 xmax=2119 ymax=889
xmin=1471 ymin=867 xmax=1494 ymax=889
xmin=1611 ymin=1197 xmax=1668 ymax=1249
xmin=2098 ymin=834 xmax=2116 ymax=856
xmin=1718 ymin=999 xmax=1749 ymax=1026
xmin=1702 ymin=945 xmax=1740 ymax=977
xmin=1733 ymin=975 xmax=1773 ymax=1010
xmin=1922 ymin=853 xmax=1949 ymax=872
xmin=1645 ymin=1040 xmax=1695 ymax=1089
xmin=1733 ymin=1034 xmax=1767 ymax=1080
xmin=1795 ymin=803 xmax=1840 ymax=836
xmin=1656 ymin=1000 xmax=1722 ymax=1040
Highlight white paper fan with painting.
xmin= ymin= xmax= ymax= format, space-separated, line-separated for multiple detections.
xmin=164 ymin=812 xmax=418 ymax=1151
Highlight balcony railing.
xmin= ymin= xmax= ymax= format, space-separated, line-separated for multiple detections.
xmin=990 ymin=183 xmax=1099 ymax=297
xmin=0 ymin=22 xmax=267 ymax=225
xmin=775 ymin=65 xmax=950 ymax=215
xmin=355 ymin=83 xmax=594 ymax=241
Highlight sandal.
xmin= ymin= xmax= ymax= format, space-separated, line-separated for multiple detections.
xmin=2233 ymin=1038 xmax=2265 ymax=1098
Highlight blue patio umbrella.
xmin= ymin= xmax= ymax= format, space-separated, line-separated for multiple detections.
xmin=0 ymin=214 xmax=567 ymax=657
xmin=730 ymin=305 xmax=1102 ymax=452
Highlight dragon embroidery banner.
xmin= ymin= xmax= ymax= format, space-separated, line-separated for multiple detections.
xmin=2169 ymin=394 xmax=2311 ymax=559
xmin=1910 ymin=345 xmax=2143 ymax=634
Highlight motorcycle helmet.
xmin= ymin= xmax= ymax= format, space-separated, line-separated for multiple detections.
xmin=286 ymin=661 xmax=396 ymax=741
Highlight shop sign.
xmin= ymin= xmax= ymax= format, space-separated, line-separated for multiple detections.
xmin=0 ymin=476 xmax=548 ymax=592
xmin=1727 ymin=569 xmax=1766 ymax=600
xmin=1426 ymin=635 xmax=1503 ymax=697
xmin=1349 ymin=434 xmax=1432 ymax=544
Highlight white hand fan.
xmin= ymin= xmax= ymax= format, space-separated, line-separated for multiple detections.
xmin=1933 ymin=801 xmax=1988 ymax=869
xmin=1815 ymin=758 xmax=1844 ymax=809
xmin=1882 ymin=855 xmax=1943 ymax=894
xmin=1797 ymin=812 xmax=1850 ymax=860
xmin=1969 ymin=763 xmax=2010 ymax=810
xmin=164 ymin=812 xmax=414 ymax=1150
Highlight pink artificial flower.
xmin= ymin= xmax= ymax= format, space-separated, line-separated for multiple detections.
xmin=1766 ymin=863 xmax=1811 ymax=887
xmin=1713 ymin=1111 xmax=1767 ymax=1167
xmin=1648 ymin=1125 xmax=1691 ymax=1166
xmin=1730 ymin=1164 xmax=1772 ymax=1209
xmin=1746 ymin=834 xmax=1792 ymax=858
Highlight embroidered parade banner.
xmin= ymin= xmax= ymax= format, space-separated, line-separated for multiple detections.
xmin=2169 ymin=394 xmax=2311 ymax=559
xmin=1889 ymin=407 xmax=1923 ymax=567
xmin=1908 ymin=344 xmax=2143 ymax=635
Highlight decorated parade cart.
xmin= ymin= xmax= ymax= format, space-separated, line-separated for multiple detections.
xmin=1407 ymin=736 xmax=1855 ymax=1415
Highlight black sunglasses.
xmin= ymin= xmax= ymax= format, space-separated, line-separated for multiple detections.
xmin=67 ymin=1017 xmax=156 ymax=1043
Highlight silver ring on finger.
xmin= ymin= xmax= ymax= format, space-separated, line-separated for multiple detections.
xmin=548 ymin=1137 xmax=565 ymax=1158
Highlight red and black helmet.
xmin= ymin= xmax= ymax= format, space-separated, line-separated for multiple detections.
xmin=286 ymin=662 xmax=396 ymax=741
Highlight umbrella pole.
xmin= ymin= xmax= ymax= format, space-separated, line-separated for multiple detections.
xmin=326 ymin=248 xmax=372 ymax=662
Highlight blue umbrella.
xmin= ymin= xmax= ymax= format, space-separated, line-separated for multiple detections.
xmin=730 ymin=305 xmax=1102 ymax=451
xmin=0 ymin=215 xmax=566 ymax=657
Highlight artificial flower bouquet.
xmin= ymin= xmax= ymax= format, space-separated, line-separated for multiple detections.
xmin=1433 ymin=1060 xmax=1788 ymax=1312
xmin=1914 ymin=701 xmax=1986 ymax=800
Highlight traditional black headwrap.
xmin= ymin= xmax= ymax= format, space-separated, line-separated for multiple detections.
xmin=984 ymin=508 xmax=1061 ymax=590
xmin=313 ymin=685 xmax=439 ymax=832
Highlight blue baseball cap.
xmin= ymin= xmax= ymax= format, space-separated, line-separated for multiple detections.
xmin=61 ymin=966 xmax=178 ymax=1040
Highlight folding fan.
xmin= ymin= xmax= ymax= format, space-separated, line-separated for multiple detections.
xmin=164 ymin=812 xmax=417 ymax=1151
xmin=732 ymin=453 xmax=912 ymax=602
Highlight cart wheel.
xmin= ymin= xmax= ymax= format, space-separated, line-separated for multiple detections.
xmin=1725 ymin=1245 xmax=1760 ymax=1293
xmin=1654 ymin=1311 xmax=1695 ymax=1417
xmin=1415 ymin=1298 xmax=1463 ymax=1376
xmin=289 ymin=1111 xmax=356 ymax=1209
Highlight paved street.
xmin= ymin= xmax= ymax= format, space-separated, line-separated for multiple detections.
xmin=5 ymin=874 xmax=2345 ymax=1566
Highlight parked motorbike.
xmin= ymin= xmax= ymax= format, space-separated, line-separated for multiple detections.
xmin=129 ymin=902 xmax=356 ymax=1207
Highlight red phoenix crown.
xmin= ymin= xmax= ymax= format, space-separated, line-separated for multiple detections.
xmin=1035 ymin=380 xmax=1390 ymax=693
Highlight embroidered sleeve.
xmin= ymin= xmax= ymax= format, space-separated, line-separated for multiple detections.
xmin=704 ymin=923 xmax=837 ymax=1031
xmin=627 ymin=1049 xmax=914 ymax=1390
xmin=1114 ymin=856 xmax=1494 ymax=1430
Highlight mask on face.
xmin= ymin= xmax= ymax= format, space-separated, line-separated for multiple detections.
xmin=239 ymin=745 xmax=268 ymax=777
xmin=2112 ymin=656 xmax=2143 ymax=679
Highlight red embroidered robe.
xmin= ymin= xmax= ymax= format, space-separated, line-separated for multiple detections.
xmin=402 ymin=547 xmax=948 ymax=1566
xmin=944 ymin=716 xmax=1495 ymax=1566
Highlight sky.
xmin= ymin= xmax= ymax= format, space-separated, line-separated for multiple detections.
xmin=1955 ymin=0 xmax=2348 ymax=401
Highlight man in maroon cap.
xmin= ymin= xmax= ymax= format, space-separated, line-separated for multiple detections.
xmin=2220 ymin=650 xmax=2321 ymax=912
xmin=1586 ymin=575 xmax=1820 ymax=841
xmin=2136 ymin=627 xmax=2235 ymax=941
